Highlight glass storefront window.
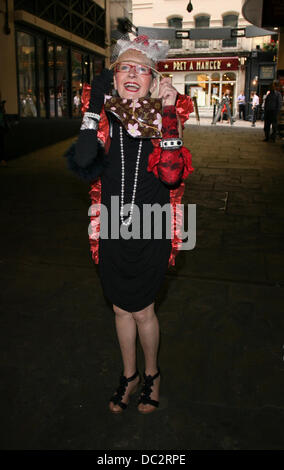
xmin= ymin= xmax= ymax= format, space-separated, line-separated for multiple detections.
xmin=72 ymin=50 xmax=83 ymax=117
xmin=83 ymin=55 xmax=90 ymax=84
xmin=94 ymin=58 xmax=104 ymax=76
xmin=185 ymin=73 xmax=197 ymax=81
xmin=197 ymin=74 xmax=209 ymax=84
xmin=222 ymin=72 xmax=236 ymax=81
xmin=90 ymin=60 xmax=94 ymax=82
xmin=38 ymin=38 xmax=46 ymax=117
xmin=48 ymin=42 xmax=55 ymax=117
xmin=56 ymin=45 xmax=68 ymax=117
xmin=185 ymin=84 xmax=209 ymax=106
xmin=211 ymin=73 xmax=220 ymax=81
xmin=185 ymin=71 xmax=236 ymax=111
xmin=48 ymin=42 xmax=69 ymax=117
xmin=185 ymin=73 xmax=210 ymax=107
xmin=210 ymin=82 xmax=220 ymax=105
xmin=17 ymin=32 xmax=37 ymax=117
xmin=16 ymin=29 xmax=104 ymax=118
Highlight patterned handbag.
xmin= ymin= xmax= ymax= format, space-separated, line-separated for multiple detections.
xmin=104 ymin=95 xmax=163 ymax=139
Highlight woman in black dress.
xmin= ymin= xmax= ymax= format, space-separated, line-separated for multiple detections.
xmin=69 ymin=36 xmax=193 ymax=414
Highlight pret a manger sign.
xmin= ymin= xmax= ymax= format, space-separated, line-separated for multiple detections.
xmin=158 ymin=57 xmax=239 ymax=72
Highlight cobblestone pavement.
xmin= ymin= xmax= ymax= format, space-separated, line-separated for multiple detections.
xmin=0 ymin=123 xmax=284 ymax=450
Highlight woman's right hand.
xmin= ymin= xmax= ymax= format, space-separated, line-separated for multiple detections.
xmin=158 ymin=77 xmax=178 ymax=107
xmin=90 ymin=69 xmax=114 ymax=114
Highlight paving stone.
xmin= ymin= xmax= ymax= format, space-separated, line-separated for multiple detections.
xmin=208 ymin=162 xmax=257 ymax=169
xmin=215 ymin=175 xmax=241 ymax=184
xmin=197 ymin=167 xmax=228 ymax=176
xmin=215 ymin=182 xmax=261 ymax=191
xmin=228 ymin=168 xmax=260 ymax=176
xmin=223 ymin=232 xmax=284 ymax=253
xmin=174 ymin=248 xmax=266 ymax=282
xmin=186 ymin=190 xmax=227 ymax=210
xmin=195 ymin=229 xmax=223 ymax=248
xmin=240 ymin=175 xmax=261 ymax=184
xmin=226 ymin=202 xmax=266 ymax=216
xmin=196 ymin=206 xmax=259 ymax=229
xmin=265 ymin=203 xmax=284 ymax=217
xmin=229 ymin=191 xmax=257 ymax=203
xmin=260 ymin=217 xmax=284 ymax=234
xmin=189 ymin=180 xmax=215 ymax=190
xmin=265 ymin=253 xmax=284 ymax=283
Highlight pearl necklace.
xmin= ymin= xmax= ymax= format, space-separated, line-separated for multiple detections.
xmin=119 ymin=126 xmax=143 ymax=226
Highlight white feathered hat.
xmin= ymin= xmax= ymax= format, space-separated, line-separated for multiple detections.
xmin=111 ymin=34 xmax=169 ymax=65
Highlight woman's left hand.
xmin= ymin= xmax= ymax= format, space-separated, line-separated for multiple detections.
xmin=158 ymin=77 xmax=178 ymax=107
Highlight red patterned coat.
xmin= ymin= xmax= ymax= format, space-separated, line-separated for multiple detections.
xmin=81 ymin=84 xmax=194 ymax=266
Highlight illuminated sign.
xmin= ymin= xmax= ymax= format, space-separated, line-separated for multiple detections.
xmin=158 ymin=57 xmax=239 ymax=72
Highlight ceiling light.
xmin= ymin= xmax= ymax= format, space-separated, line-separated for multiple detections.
xmin=186 ymin=1 xmax=193 ymax=13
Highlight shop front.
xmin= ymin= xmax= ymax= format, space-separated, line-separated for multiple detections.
xmin=158 ymin=57 xmax=241 ymax=117
xmin=0 ymin=0 xmax=109 ymax=158
xmin=16 ymin=29 xmax=105 ymax=120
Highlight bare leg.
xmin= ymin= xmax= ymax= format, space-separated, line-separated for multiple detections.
xmin=109 ymin=304 xmax=139 ymax=412
xmin=133 ymin=303 xmax=161 ymax=412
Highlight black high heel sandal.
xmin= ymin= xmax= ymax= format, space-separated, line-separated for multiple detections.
xmin=109 ymin=370 xmax=140 ymax=413
xmin=137 ymin=367 xmax=160 ymax=414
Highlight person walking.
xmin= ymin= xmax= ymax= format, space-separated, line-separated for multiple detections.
xmin=260 ymin=91 xmax=270 ymax=121
xmin=263 ymin=80 xmax=283 ymax=142
xmin=251 ymin=91 xmax=259 ymax=127
xmin=66 ymin=35 xmax=193 ymax=414
xmin=237 ymin=91 xmax=246 ymax=120
xmin=211 ymin=91 xmax=234 ymax=126
xmin=221 ymin=91 xmax=233 ymax=124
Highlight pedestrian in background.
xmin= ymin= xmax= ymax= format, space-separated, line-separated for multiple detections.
xmin=261 ymin=90 xmax=270 ymax=121
xmin=237 ymin=90 xmax=246 ymax=120
xmin=251 ymin=91 xmax=259 ymax=127
xmin=263 ymin=80 xmax=283 ymax=142
xmin=221 ymin=90 xmax=233 ymax=124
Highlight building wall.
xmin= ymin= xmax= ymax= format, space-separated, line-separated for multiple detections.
xmin=110 ymin=0 xmax=133 ymax=30
xmin=0 ymin=0 xmax=19 ymax=114
xmin=133 ymin=0 xmax=273 ymax=117
xmin=133 ymin=0 xmax=271 ymax=54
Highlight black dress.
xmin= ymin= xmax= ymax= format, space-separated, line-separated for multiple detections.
xmin=98 ymin=117 xmax=171 ymax=312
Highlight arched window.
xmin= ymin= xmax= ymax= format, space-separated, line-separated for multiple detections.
xmin=222 ymin=72 xmax=236 ymax=81
xmin=211 ymin=72 xmax=220 ymax=81
xmin=222 ymin=14 xmax=238 ymax=47
xmin=195 ymin=15 xmax=210 ymax=49
xmin=168 ymin=17 xmax=182 ymax=49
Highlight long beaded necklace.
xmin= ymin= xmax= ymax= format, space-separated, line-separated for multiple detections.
xmin=119 ymin=126 xmax=143 ymax=226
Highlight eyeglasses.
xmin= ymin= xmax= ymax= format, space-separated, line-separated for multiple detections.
xmin=115 ymin=62 xmax=152 ymax=76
